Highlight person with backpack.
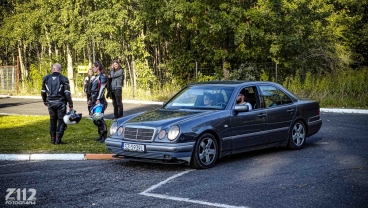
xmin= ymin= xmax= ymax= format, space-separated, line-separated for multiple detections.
xmin=88 ymin=61 xmax=108 ymax=143
xmin=108 ymin=60 xmax=124 ymax=119
xmin=41 ymin=63 xmax=74 ymax=145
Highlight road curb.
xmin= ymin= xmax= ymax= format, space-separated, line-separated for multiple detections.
xmin=0 ymin=154 xmax=118 ymax=161
xmin=84 ymin=154 xmax=117 ymax=160
xmin=320 ymin=108 xmax=368 ymax=114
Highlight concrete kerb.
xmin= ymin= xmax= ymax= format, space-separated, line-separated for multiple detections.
xmin=320 ymin=108 xmax=368 ymax=114
xmin=0 ymin=154 xmax=116 ymax=161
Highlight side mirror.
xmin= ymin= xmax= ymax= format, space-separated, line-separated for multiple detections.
xmin=234 ymin=104 xmax=249 ymax=112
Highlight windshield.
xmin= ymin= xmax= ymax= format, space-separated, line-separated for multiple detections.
xmin=164 ymin=86 xmax=235 ymax=110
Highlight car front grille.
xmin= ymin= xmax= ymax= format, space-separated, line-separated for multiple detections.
xmin=124 ymin=126 xmax=155 ymax=141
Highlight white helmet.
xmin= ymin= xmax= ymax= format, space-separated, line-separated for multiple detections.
xmin=63 ymin=110 xmax=82 ymax=124
xmin=91 ymin=104 xmax=104 ymax=121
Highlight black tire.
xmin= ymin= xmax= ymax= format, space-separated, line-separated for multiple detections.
xmin=288 ymin=120 xmax=306 ymax=150
xmin=190 ymin=133 xmax=218 ymax=169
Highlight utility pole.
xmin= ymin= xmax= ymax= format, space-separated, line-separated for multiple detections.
xmin=275 ymin=62 xmax=278 ymax=83
xmin=195 ymin=62 xmax=198 ymax=82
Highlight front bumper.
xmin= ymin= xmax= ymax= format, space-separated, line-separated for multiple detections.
xmin=105 ymin=138 xmax=195 ymax=164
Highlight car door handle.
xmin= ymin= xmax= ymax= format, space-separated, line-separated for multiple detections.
xmin=258 ymin=113 xmax=266 ymax=118
xmin=287 ymin=109 xmax=295 ymax=113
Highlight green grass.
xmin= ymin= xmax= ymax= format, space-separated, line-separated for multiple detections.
xmin=0 ymin=115 xmax=113 ymax=154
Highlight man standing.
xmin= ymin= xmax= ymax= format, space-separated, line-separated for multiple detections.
xmin=41 ymin=63 xmax=73 ymax=144
xmin=108 ymin=60 xmax=124 ymax=119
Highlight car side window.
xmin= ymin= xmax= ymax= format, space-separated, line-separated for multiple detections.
xmin=259 ymin=85 xmax=281 ymax=107
xmin=238 ymin=86 xmax=258 ymax=109
xmin=259 ymin=85 xmax=294 ymax=107
xmin=279 ymin=90 xmax=293 ymax=105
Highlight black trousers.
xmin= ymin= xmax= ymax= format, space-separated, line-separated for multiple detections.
xmin=48 ymin=102 xmax=67 ymax=133
xmin=93 ymin=119 xmax=107 ymax=136
xmin=111 ymin=89 xmax=123 ymax=118
xmin=86 ymin=93 xmax=91 ymax=112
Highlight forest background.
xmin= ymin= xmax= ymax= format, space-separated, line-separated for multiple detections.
xmin=0 ymin=0 xmax=367 ymax=108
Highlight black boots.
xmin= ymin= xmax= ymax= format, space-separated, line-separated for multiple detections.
xmin=95 ymin=136 xmax=102 ymax=141
xmin=96 ymin=131 xmax=107 ymax=143
xmin=55 ymin=132 xmax=67 ymax=144
xmin=50 ymin=132 xmax=56 ymax=144
xmin=99 ymin=134 xmax=106 ymax=143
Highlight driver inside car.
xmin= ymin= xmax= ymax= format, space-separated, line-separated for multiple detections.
xmin=236 ymin=89 xmax=252 ymax=110
xmin=203 ymin=93 xmax=215 ymax=106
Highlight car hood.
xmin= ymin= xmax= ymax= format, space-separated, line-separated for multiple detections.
xmin=124 ymin=109 xmax=212 ymax=127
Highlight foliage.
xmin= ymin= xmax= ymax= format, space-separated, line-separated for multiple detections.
xmin=283 ymin=67 xmax=368 ymax=108
xmin=27 ymin=64 xmax=44 ymax=92
xmin=259 ymin=70 xmax=269 ymax=82
xmin=196 ymin=72 xmax=217 ymax=82
xmin=0 ymin=0 xmax=368 ymax=108
xmin=122 ymin=82 xmax=180 ymax=102
xmin=134 ymin=59 xmax=157 ymax=90
xmin=229 ymin=63 xmax=259 ymax=81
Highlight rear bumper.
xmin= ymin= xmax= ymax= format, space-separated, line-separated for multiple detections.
xmin=105 ymin=138 xmax=195 ymax=164
xmin=307 ymin=119 xmax=322 ymax=137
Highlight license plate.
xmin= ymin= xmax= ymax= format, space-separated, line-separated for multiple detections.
xmin=122 ymin=143 xmax=146 ymax=152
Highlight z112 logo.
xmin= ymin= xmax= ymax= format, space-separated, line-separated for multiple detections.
xmin=5 ymin=188 xmax=36 ymax=205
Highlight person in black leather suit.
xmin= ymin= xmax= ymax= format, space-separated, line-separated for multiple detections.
xmin=88 ymin=61 xmax=108 ymax=143
xmin=41 ymin=63 xmax=74 ymax=144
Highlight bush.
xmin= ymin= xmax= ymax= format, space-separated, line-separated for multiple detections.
xmin=283 ymin=68 xmax=368 ymax=108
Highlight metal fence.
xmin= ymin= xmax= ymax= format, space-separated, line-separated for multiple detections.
xmin=0 ymin=66 xmax=17 ymax=94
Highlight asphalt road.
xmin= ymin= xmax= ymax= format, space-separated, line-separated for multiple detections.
xmin=0 ymin=97 xmax=161 ymax=119
xmin=0 ymin=97 xmax=368 ymax=207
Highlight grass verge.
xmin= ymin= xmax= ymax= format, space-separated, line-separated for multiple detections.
xmin=0 ymin=115 xmax=113 ymax=154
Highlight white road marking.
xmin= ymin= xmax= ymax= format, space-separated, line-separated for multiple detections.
xmin=140 ymin=170 xmax=250 ymax=208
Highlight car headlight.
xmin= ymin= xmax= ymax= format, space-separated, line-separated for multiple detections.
xmin=117 ymin=126 xmax=124 ymax=136
xmin=109 ymin=121 xmax=118 ymax=135
xmin=167 ymin=125 xmax=180 ymax=141
xmin=158 ymin=129 xmax=166 ymax=140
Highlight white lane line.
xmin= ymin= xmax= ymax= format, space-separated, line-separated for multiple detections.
xmin=141 ymin=170 xmax=194 ymax=194
xmin=140 ymin=170 xmax=250 ymax=208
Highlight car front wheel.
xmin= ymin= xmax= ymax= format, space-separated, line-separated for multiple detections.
xmin=191 ymin=133 xmax=218 ymax=169
xmin=288 ymin=120 xmax=306 ymax=150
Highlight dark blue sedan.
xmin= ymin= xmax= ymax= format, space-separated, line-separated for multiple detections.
xmin=105 ymin=81 xmax=322 ymax=169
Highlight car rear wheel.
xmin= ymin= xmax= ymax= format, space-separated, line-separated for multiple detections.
xmin=288 ymin=120 xmax=306 ymax=149
xmin=191 ymin=133 xmax=218 ymax=169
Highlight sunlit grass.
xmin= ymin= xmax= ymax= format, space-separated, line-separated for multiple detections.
xmin=0 ymin=115 xmax=113 ymax=154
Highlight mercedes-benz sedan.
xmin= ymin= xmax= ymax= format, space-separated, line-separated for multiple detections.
xmin=105 ymin=81 xmax=322 ymax=169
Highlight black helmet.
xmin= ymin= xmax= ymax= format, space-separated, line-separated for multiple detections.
xmin=63 ymin=110 xmax=82 ymax=124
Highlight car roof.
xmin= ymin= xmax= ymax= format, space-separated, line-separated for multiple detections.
xmin=187 ymin=80 xmax=299 ymax=102
xmin=189 ymin=80 xmax=277 ymax=87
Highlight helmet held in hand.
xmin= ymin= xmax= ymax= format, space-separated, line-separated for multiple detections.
xmin=63 ymin=109 xmax=82 ymax=124
xmin=91 ymin=104 xmax=104 ymax=121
